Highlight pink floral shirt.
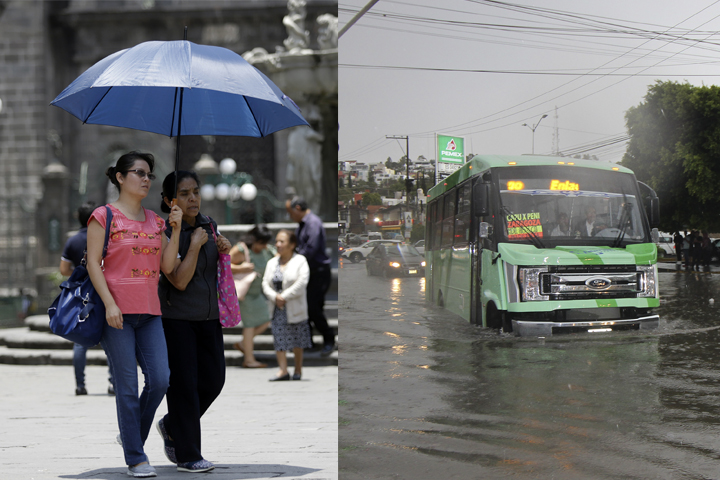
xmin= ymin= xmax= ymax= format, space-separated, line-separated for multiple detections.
xmin=89 ymin=205 xmax=166 ymax=315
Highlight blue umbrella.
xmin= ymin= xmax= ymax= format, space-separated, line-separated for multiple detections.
xmin=51 ymin=38 xmax=308 ymax=176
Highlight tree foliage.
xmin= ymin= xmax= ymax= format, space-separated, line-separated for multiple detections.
xmin=622 ymin=81 xmax=720 ymax=231
xmin=362 ymin=192 xmax=382 ymax=206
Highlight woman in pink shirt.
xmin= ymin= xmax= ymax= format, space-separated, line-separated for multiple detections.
xmin=86 ymin=151 xmax=182 ymax=478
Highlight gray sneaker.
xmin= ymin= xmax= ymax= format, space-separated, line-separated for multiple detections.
xmin=127 ymin=463 xmax=156 ymax=478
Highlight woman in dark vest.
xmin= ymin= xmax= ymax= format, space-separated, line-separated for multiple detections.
xmin=156 ymin=170 xmax=232 ymax=473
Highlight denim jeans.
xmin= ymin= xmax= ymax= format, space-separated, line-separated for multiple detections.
xmin=73 ymin=343 xmax=87 ymax=389
xmin=101 ymin=314 xmax=169 ymax=466
xmin=73 ymin=343 xmax=115 ymax=389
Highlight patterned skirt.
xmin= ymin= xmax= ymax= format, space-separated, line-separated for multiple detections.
xmin=271 ymin=306 xmax=312 ymax=351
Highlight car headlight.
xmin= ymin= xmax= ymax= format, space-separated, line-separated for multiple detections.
xmin=421 ymin=261 xmax=426 ymax=267
xmin=517 ymin=267 xmax=549 ymax=301
xmin=389 ymin=262 xmax=401 ymax=268
xmin=636 ymin=265 xmax=657 ymax=298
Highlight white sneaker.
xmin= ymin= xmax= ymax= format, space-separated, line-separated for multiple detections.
xmin=127 ymin=463 xmax=156 ymax=478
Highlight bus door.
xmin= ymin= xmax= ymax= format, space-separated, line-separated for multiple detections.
xmin=470 ymin=178 xmax=491 ymax=326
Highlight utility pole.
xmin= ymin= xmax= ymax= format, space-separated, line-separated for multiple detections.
xmin=521 ymin=114 xmax=548 ymax=154
xmin=552 ymin=106 xmax=559 ymax=155
xmin=386 ymin=135 xmax=410 ymax=203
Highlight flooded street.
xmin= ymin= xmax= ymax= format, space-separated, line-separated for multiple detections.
xmin=339 ymin=261 xmax=720 ymax=479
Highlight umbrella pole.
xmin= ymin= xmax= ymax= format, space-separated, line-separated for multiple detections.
xmin=173 ymin=86 xmax=184 ymax=203
xmin=172 ymin=26 xmax=188 ymax=203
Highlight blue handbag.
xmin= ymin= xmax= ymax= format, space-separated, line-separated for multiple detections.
xmin=48 ymin=206 xmax=113 ymax=347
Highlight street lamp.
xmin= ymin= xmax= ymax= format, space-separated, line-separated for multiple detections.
xmin=194 ymin=156 xmax=255 ymax=224
xmin=521 ymin=114 xmax=548 ymax=154
xmin=194 ymin=155 xmax=284 ymax=225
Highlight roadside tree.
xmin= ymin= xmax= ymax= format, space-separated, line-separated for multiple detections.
xmin=623 ymin=81 xmax=720 ymax=231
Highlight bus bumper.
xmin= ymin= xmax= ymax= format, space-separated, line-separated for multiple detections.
xmin=512 ymin=314 xmax=659 ymax=337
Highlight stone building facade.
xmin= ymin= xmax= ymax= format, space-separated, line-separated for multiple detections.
xmin=0 ymin=0 xmax=337 ymax=312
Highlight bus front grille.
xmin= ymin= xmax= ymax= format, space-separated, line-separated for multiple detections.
xmin=540 ymin=268 xmax=641 ymax=300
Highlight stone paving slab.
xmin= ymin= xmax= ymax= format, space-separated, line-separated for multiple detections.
xmin=0 ymin=345 xmax=338 ymax=367
xmin=0 ymin=328 xmax=337 ymax=353
xmin=0 ymin=363 xmax=338 ymax=479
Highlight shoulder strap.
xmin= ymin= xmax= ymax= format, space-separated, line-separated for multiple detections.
xmin=207 ymin=216 xmax=218 ymax=241
xmin=102 ymin=205 xmax=113 ymax=259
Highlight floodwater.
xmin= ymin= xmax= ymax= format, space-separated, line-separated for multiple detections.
xmin=339 ymin=262 xmax=720 ymax=479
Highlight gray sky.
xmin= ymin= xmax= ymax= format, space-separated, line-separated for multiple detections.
xmin=339 ymin=0 xmax=720 ymax=168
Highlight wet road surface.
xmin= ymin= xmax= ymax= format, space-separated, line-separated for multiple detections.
xmin=340 ymin=260 xmax=720 ymax=479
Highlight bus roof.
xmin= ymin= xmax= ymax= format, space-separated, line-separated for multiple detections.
xmin=427 ymin=154 xmax=635 ymax=201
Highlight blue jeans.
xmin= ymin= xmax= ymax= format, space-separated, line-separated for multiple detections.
xmin=101 ymin=314 xmax=169 ymax=466
xmin=73 ymin=343 xmax=115 ymax=389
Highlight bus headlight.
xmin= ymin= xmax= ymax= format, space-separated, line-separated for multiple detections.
xmin=421 ymin=261 xmax=426 ymax=267
xmin=389 ymin=262 xmax=401 ymax=268
xmin=518 ymin=267 xmax=549 ymax=301
xmin=636 ymin=265 xmax=657 ymax=298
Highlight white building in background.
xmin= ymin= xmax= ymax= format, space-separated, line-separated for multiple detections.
xmin=353 ymin=163 xmax=369 ymax=182
xmin=339 ymin=160 xmax=356 ymax=172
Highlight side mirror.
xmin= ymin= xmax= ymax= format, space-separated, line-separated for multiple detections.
xmin=473 ymin=183 xmax=490 ymax=217
xmin=651 ymin=228 xmax=659 ymax=243
xmin=649 ymin=197 xmax=660 ymax=228
xmin=479 ymin=222 xmax=493 ymax=238
xmin=638 ymin=181 xmax=660 ymax=228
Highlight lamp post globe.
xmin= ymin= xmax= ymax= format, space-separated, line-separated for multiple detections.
xmin=215 ymin=183 xmax=230 ymax=201
xmin=219 ymin=157 xmax=237 ymax=175
xmin=200 ymin=183 xmax=215 ymax=201
xmin=239 ymin=182 xmax=257 ymax=201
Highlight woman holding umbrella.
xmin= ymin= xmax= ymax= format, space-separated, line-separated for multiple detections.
xmin=86 ymin=151 xmax=182 ymax=478
xmin=156 ymin=170 xmax=231 ymax=473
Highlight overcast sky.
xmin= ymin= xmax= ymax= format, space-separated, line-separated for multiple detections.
xmin=338 ymin=0 xmax=720 ymax=168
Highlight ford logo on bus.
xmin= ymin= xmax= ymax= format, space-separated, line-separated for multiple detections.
xmin=586 ymin=277 xmax=612 ymax=289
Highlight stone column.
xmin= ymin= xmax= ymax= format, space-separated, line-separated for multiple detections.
xmin=35 ymin=160 xmax=70 ymax=310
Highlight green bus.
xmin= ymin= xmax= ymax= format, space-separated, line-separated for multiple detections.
xmin=425 ymin=155 xmax=660 ymax=336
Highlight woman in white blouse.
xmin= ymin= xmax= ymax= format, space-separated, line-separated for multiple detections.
xmin=262 ymin=230 xmax=312 ymax=381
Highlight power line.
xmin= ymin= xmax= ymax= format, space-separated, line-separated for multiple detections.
xmin=340 ymin=63 xmax=720 ymax=77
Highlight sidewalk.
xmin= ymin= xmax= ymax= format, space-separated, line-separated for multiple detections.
xmin=0 ymin=363 xmax=337 ymax=479
xmin=657 ymin=258 xmax=720 ymax=273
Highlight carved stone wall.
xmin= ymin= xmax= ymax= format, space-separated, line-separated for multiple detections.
xmin=0 ymin=0 xmax=336 ymax=305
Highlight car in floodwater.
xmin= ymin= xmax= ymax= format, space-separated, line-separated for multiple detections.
xmin=342 ymin=240 xmax=401 ymax=263
xmin=366 ymin=243 xmax=426 ymax=277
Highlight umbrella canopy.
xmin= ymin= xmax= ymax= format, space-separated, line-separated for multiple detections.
xmin=51 ymin=40 xmax=308 ymax=138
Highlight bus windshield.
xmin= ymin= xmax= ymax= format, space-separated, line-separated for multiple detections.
xmin=494 ymin=165 xmax=649 ymax=247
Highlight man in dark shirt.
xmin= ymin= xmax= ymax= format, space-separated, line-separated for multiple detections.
xmin=287 ymin=196 xmax=335 ymax=356
xmin=60 ymin=201 xmax=115 ymax=396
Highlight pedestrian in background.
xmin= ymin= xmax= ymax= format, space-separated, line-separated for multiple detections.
xmin=262 ymin=230 xmax=311 ymax=381
xmin=702 ymin=231 xmax=713 ymax=270
xmin=286 ymin=196 xmax=335 ymax=357
xmin=59 ymin=200 xmax=115 ymax=396
xmin=673 ymin=231 xmax=683 ymax=265
xmin=86 ymin=151 xmax=182 ymax=478
xmin=683 ymin=230 xmax=692 ymax=269
xmin=692 ymin=230 xmax=703 ymax=271
xmin=229 ymin=224 xmax=275 ymax=368
xmin=156 ymin=170 xmax=231 ymax=473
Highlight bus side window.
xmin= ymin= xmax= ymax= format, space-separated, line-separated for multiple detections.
xmin=454 ymin=183 xmax=472 ymax=247
xmin=433 ymin=201 xmax=443 ymax=250
xmin=441 ymin=190 xmax=456 ymax=247
xmin=427 ymin=202 xmax=436 ymax=252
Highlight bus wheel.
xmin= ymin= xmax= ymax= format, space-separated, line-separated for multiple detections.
xmin=349 ymin=252 xmax=362 ymax=263
xmin=486 ymin=303 xmax=502 ymax=330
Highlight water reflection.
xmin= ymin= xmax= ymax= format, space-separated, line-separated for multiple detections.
xmin=415 ymin=272 xmax=720 ymax=477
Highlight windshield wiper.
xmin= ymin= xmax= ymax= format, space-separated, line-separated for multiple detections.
xmin=612 ymin=194 xmax=632 ymax=248
xmin=502 ymin=205 xmax=546 ymax=249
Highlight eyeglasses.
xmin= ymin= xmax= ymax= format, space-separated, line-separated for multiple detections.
xmin=127 ymin=169 xmax=156 ymax=181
